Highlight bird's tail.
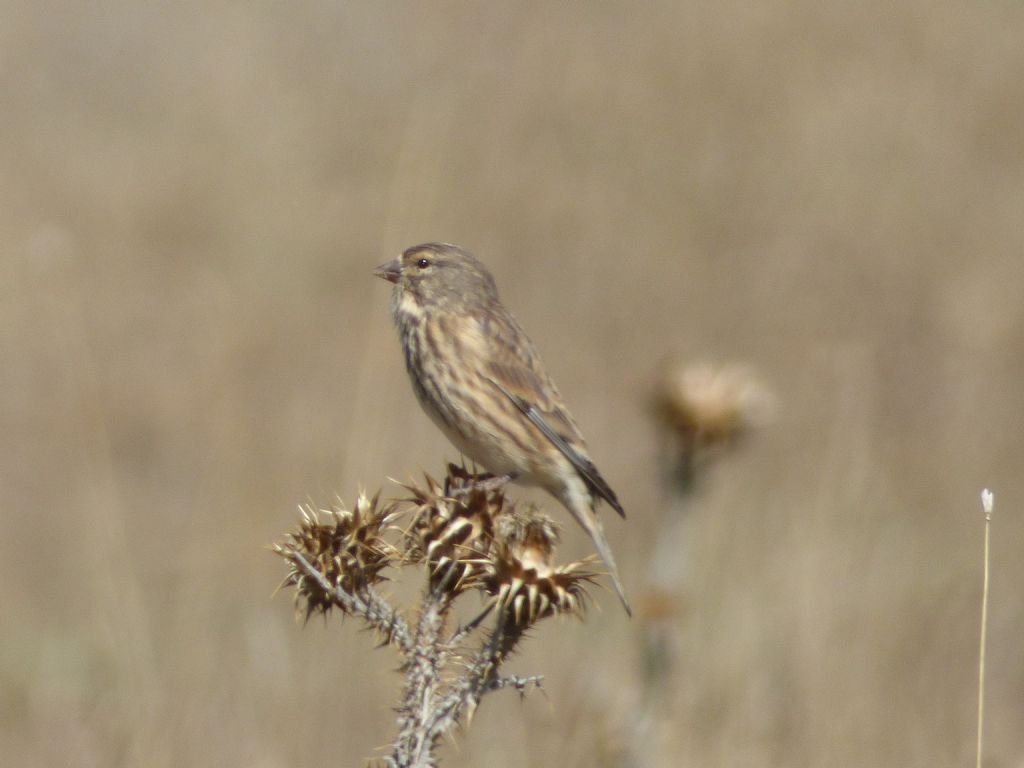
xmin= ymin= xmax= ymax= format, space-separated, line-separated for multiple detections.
xmin=568 ymin=498 xmax=632 ymax=616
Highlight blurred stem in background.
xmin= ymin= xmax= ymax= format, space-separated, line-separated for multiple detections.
xmin=626 ymin=361 xmax=775 ymax=766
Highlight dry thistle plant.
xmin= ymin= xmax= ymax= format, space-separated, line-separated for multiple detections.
xmin=274 ymin=463 xmax=597 ymax=768
xmin=620 ymin=360 xmax=776 ymax=765
xmin=653 ymin=360 xmax=775 ymax=488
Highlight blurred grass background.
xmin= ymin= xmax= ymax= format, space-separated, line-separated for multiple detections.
xmin=2 ymin=1 xmax=1023 ymax=766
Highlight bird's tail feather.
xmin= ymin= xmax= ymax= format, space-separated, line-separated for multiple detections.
xmin=569 ymin=500 xmax=632 ymax=616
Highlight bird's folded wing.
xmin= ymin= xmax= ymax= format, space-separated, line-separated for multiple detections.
xmin=485 ymin=372 xmax=626 ymax=519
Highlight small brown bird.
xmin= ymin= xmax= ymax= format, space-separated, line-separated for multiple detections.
xmin=375 ymin=243 xmax=630 ymax=614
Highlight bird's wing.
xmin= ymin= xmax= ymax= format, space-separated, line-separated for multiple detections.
xmin=479 ymin=311 xmax=625 ymax=519
xmin=485 ymin=374 xmax=626 ymax=519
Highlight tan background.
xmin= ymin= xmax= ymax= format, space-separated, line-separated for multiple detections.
xmin=3 ymin=2 xmax=1023 ymax=766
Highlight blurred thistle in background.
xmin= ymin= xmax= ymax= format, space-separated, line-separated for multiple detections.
xmin=654 ymin=360 xmax=777 ymax=490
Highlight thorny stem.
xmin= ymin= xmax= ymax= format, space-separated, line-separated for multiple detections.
xmin=288 ymin=551 xmax=413 ymax=654
xmin=393 ymin=590 xmax=450 ymax=768
xmin=489 ymin=674 xmax=544 ymax=695
xmin=425 ymin=614 xmax=525 ymax=747
xmin=447 ymin=603 xmax=495 ymax=648
xmin=390 ymin=607 xmax=531 ymax=768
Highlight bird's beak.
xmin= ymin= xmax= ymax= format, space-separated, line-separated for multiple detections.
xmin=374 ymin=258 xmax=402 ymax=284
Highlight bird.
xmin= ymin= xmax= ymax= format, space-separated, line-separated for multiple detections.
xmin=374 ymin=242 xmax=631 ymax=614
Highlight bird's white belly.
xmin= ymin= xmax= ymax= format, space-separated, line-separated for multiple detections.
xmin=416 ymin=394 xmax=542 ymax=483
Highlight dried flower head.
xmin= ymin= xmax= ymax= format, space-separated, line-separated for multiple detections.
xmin=402 ymin=465 xmax=504 ymax=597
xmin=655 ymin=360 xmax=775 ymax=448
xmin=276 ymin=492 xmax=399 ymax=619
xmin=274 ymin=462 xmax=607 ymax=766
xmin=480 ymin=505 xmax=596 ymax=627
xmin=492 ymin=505 xmax=559 ymax=571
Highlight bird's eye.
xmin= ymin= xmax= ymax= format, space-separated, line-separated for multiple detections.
xmin=416 ymin=258 xmax=431 ymax=269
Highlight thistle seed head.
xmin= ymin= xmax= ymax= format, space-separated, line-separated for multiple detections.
xmin=480 ymin=505 xmax=595 ymax=627
xmin=654 ymin=360 xmax=775 ymax=463
xmin=402 ymin=467 xmax=504 ymax=597
xmin=275 ymin=492 xmax=399 ymax=619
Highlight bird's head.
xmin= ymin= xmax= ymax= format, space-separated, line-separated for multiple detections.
xmin=374 ymin=243 xmax=499 ymax=312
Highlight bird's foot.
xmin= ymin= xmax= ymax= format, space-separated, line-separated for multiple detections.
xmin=472 ymin=473 xmax=516 ymax=493
xmin=444 ymin=465 xmax=517 ymax=498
